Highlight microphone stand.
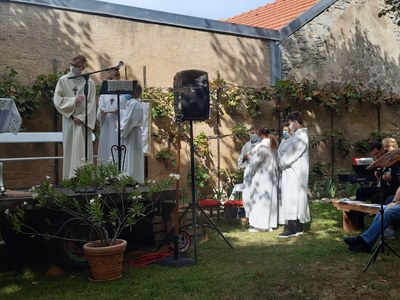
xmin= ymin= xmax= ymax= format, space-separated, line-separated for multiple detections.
xmin=111 ymin=91 xmax=126 ymax=172
xmin=68 ymin=65 xmax=120 ymax=162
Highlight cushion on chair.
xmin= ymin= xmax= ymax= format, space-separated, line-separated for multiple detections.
xmin=198 ymin=199 xmax=221 ymax=207
xmin=223 ymin=200 xmax=243 ymax=207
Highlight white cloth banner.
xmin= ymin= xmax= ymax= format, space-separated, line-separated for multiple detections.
xmin=0 ymin=98 xmax=22 ymax=134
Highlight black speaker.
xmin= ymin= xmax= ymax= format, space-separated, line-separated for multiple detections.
xmin=174 ymin=69 xmax=210 ymax=121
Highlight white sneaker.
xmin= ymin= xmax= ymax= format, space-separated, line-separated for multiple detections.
xmin=248 ymin=227 xmax=260 ymax=233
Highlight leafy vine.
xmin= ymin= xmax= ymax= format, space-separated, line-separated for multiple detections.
xmin=193 ymin=132 xmax=210 ymax=159
xmin=0 ymin=67 xmax=36 ymax=118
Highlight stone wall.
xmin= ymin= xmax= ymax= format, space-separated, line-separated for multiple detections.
xmin=278 ymin=0 xmax=400 ymax=176
xmin=281 ymin=0 xmax=400 ymax=93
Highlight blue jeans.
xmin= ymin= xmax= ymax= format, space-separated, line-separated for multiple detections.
xmin=385 ymin=195 xmax=395 ymax=204
xmin=361 ymin=204 xmax=400 ymax=247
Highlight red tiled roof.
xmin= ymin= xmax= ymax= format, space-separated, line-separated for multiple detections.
xmin=223 ymin=0 xmax=319 ymax=30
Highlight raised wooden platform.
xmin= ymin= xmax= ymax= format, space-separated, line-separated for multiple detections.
xmin=0 ymin=186 xmax=175 ymax=212
xmin=0 ymin=187 xmax=176 ymax=249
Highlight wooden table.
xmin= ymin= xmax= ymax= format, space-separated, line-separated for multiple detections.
xmin=331 ymin=199 xmax=380 ymax=232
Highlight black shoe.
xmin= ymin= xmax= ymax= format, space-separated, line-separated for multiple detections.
xmin=278 ymin=229 xmax=297 ymax=238
xmin=296 ymin=221 xmax=304 ymax=236
xmin=348 ymin=240 xmax=371 ymax=253
xmin=278 ymin=221 xmax=297 ymax=238
xmin=344 ymin=236 xmax=364 ymax=247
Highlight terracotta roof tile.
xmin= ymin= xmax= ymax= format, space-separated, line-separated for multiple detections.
xmin=223 ymin=0 xmax=319 ymax=30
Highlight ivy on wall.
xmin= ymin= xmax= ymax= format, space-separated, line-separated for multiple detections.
xmin=0 ymin=66 xmax=63 ymax=119
xmin=3 ymin=66 xmax=400 ymax=196
xmin=142 ymin=87 xmax=175 ymax=119
xmin=0 ymin=67 xmax=36 ymax=118
xmin=3 ymin=66 xmax=399 ymax=127
xmin=140 ymin=78 xmax=400 ymax=195
xmin=32 ymin=71 xmax=64 ymax=105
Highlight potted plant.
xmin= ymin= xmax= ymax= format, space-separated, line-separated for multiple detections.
xmin=6 ymin=160 xmax=178 ymax=281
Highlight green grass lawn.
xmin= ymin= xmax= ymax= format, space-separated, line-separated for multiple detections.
xmin=1 ymin=201 xmax=400 ymax=299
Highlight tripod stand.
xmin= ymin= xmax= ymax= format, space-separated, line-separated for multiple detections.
xmin=178 ymin=200 xmax=233 ymax=249
xmin=364 ymin=150 xmax=400 ymax=271
xmin=187 ymin=120 xmax=233 ymax=263
xmin=159 ymin=119 xmax=232 ymax=266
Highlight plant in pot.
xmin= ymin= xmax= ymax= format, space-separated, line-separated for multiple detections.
xmin=6 ymin=161 xmax=178 ymax=281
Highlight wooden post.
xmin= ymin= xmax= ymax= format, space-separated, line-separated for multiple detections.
xmin=216 ymin=71 xmax=221 ymax=192
xmin=52 ymin=58 xmax=60 ymax=185
xmin=172 ymin=121 xmax=181 ymax=259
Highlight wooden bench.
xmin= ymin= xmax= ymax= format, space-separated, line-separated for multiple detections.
xmin=223 ymin=199 xmax=245 ymax=223
xmin=332 ymin=199 xmax=380 ymax=232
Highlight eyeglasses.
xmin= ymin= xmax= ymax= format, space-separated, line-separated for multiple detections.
xmin=69 ymin=63 xmax=83 ymax=68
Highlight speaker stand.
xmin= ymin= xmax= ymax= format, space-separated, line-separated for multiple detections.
xmin=179 ymin=202 xmax=233 ymax=249
xmin=188 ymin=121 xmax=233 ymax=263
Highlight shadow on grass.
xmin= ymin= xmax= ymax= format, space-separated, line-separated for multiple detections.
xmin=2 ymin=202 xmax=400 ymax=299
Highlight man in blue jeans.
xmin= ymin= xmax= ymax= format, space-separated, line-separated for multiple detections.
xmin=344 ymin=199 xmax=400 ymax=252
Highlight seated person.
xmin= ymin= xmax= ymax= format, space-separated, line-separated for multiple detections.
xmin=344 ymin=193 xmax=400 ymax=252
xmin=355 ymin=142 xmax=385 ymax=202
xmin=369 ymin=138 xmax=400 ymax=204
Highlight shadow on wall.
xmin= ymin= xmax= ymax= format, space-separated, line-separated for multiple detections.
xmin=284 ymin=18 xmax=400 ymax=93
xmin=2 ymin=3 xmax=120 ymax=83
xmin=0 ymin=4 xmax=129 ymax=189
xmin=2 ymin=3 xmax=275 ymax=191
xmin=324 ymin=19 xmax=400 ymax=92
xmin=210 ymin=32 xmax=270 ymax=88
xmin=278 ymin=10 xmax=400 ymax=174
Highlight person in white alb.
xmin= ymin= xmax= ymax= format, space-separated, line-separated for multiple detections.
xmin=96 ymin=69 xmax=127 ymax=164
xmin=120 ymin=84 xmax=144 ymax=183
xmin=247 ymin=128 xmax=279 ymax=232
xmin=278 ymin=111 xmax=311 ymax=238
xmin=238 ymin=126 xmax=260 ymax=220
xmin=53 ymin=55 xmax=96 ymax=179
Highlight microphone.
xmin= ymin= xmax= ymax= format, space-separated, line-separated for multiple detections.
xmin=114 ymin=61 xmax=124 ymax=70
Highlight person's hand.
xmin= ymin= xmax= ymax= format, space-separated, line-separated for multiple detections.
xmin=73 ymin=118 xmax=84 ymax=126
xmin=382 ymin=171 xmax=392 ymax=182
xmin=387 ymin=201 xmax=400 ymax=208
xmin=101 ymin=110 xmax=107 ymax=115
xmin=110 ymin=109 xmax=118 ymax=115
xmin=75 ymin=95 xmax=85 ymax=104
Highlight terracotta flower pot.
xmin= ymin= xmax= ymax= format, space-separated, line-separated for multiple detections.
xmin=83 ymin=239 xmax=127 ymax=281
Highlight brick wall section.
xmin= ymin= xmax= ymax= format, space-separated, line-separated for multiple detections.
xmin=0 ymin=2 xmax=271 ymax=190
xmin=0 ymin=2 xmax=271 ymax=87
